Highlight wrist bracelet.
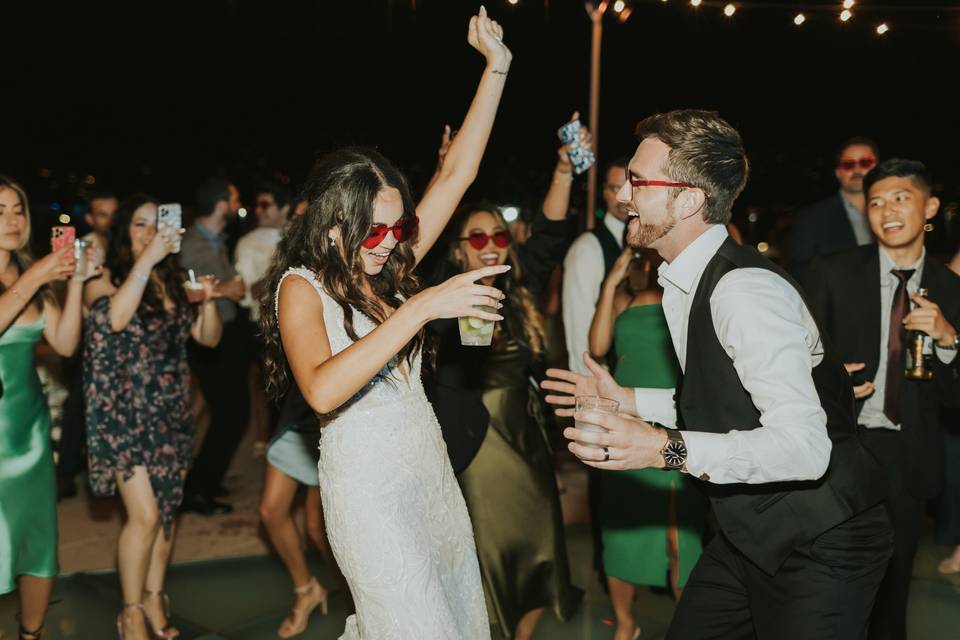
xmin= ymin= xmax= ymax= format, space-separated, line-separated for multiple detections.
xmin=132 ymin=270 xmax=149 ymax=284
xmin=491 ymin=69 xmax=509 ymax=75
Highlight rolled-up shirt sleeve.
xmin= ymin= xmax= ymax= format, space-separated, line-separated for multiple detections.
xmin=634 ymin=387 xmax=678 ymax=428
xmin=682 ymin=268 xmax=832 ymax=484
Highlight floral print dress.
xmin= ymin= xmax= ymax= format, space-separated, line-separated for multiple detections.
xmin=84 ymin=296 xmax=195 ymax=536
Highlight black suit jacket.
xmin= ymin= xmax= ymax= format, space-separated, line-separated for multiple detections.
xmin=787 ymin=193 xmax=863 ymax=283
xmin=804 ymin=245 xmax=960 ymax=499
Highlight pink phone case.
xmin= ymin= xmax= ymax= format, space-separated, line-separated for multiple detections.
xmin=51 ymin=226 xmax=76 ymax=252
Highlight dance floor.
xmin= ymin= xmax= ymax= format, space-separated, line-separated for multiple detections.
xmin=3 ymin=434 xmax=959 ymax=638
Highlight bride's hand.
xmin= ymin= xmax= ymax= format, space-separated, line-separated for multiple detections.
xmin=468 ymin=6 xmax=511 ymax=71
xmin=412 ymin=264 xmax=509 ymax=323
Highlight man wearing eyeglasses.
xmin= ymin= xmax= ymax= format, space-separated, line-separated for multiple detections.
xmin=786 ymin=137 xmax=879 ymax=282
xmin=543 ymin=110 xmax=892 ymax=639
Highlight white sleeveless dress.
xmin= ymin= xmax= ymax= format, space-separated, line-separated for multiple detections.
xmin=276 ymin=268 xmax=489 ymax=640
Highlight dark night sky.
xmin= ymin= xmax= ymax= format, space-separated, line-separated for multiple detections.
xmin=4 ymin=0 xmax=959 ymax=250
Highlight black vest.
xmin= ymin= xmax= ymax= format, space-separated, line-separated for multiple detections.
xmin=679 ymin=237 xmax=887 ymax=575
xmin=592 ymin=220 xmax=621 ymax=275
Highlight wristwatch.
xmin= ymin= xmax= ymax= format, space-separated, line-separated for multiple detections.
xmin=940 ymin=332 xmax=960 ymax=351
xmin=659 ymin=427 xmax=688 ymax=471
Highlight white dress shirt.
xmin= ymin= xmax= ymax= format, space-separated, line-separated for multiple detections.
xmin=562 ymin=213 xmax=626 ymax=375
xmin=633 ymin=224 xmax=833 ymax=484
xmin=859 ymin=247 xmax=956 ymax=431
xmin=234 ymin=226 xmax=283 ymax=322
xmin=840 ymin=191 xmax=874 ymax=246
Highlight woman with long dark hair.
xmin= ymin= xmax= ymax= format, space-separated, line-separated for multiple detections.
xmin=422 ymin=128 xmax=583 ymax=638
xmin=0 ymin=175 xmax=95 ymax=640
xmin=258 ymin=9 xmax=511 ymax=638
xmin=83 ymin=195 xmax=222 ymax=640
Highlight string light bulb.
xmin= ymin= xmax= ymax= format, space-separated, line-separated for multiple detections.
xmin=840 ymin=9 xmax=852 ymax=22
xmin=690 ymin=0 xmax=702 ymax=7
xmin=613 ymin=0 xmax=625 ymax=12
xmin=794 ymin=13 xmax=806 ymax=26
xmin=508 ymin=0 xmax=518 ymax=4
xmin=876 ymin=22 xmax=890 ymax=35
xmin=842 ymin=0 xmax=855 ymax=8
xmin=724 ymin=3 xmax=736 ymax=17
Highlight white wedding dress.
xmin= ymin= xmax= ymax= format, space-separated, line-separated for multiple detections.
xmin=276 ymin=268 xmax=490 ymax=640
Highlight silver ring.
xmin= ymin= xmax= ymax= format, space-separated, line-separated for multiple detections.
xmin=603 ymin=447 xmax=610 ymax=462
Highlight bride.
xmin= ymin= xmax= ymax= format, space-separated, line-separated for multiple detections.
xmin=259 ymin=8 xmax=510 ymax=638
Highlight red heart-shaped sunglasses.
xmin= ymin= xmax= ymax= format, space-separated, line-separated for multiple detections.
xmin=362 ymin=216 xmax=419 ymax=249
xmin=460 ymin=229 xmax=511 ymax=251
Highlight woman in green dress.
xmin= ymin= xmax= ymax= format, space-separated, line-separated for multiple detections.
xmin=587 ymin=247 xmax=706 ymax=640
xmin=0 ymin=175 xmax=96 ymax=640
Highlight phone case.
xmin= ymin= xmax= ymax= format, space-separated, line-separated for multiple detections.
xmin=557 ymin=118 xmax=596 ymax=175
xmin=51 ymin=226 xmax=76 ymax=252
xmin=157 ymin=203 xmax=183 ymax=253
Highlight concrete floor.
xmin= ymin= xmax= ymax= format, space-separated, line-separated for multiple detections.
xmin=2 ymin=429 xmax=959 ymax=639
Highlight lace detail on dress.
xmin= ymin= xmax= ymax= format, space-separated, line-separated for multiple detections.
xmin=275 ymin=266 xmax=489 ymax=640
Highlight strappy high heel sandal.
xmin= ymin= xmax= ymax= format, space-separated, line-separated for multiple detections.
xmin=116 ymin=603 xmax=146 ymax=640
xmin=277 ymin=577 xmax=329 ymax=638
xmin=143 ymin=591 xmax=180 ymax=639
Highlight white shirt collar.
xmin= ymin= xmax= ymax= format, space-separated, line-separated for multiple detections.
xmin=603 ymin=213 xmax=626 ymax=248
xmin=657 ymin=224 xmax=729 ymax=294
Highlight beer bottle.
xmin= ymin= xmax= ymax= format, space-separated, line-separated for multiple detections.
xmin=904 ymin=287 xmax=934 ymax=380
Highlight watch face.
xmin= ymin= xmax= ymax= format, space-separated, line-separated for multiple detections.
xmin=663 ymin=440 xmax=688 ymax=468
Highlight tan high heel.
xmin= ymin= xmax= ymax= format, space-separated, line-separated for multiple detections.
xmin=277 ymin=577 xmax=329 ymax=638
xmin=142 ymin=591 xmax=180 ymax=639
xmin=116 ymin=603 xmax=145 ymax=640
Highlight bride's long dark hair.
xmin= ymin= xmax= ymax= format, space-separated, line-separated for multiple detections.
xmin=258 ymin=147 xmax=422 ymax=400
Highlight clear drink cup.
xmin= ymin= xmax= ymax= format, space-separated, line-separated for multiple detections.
xmin=73 ymin=239 xmax=89 ymax=279
xmin=574 ymin=396 xmax=619 ymax=446
xmin=458 ymin=305 xmax=497 ymax=346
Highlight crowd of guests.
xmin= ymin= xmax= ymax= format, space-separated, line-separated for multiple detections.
xmin=2 ymin=42 xmax=960 ymax=640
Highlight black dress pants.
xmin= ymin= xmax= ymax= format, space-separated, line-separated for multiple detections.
xmin=666 ymin=503 xmax=892 ymax=640
xmin=858 ymin=427 xmax=926 ymax=640
xmin=185 ymin=319 xmax=251 ymax=497
xmin=56 ymin=353 xmax=86 ymax=480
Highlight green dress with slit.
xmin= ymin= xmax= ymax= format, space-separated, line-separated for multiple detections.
xmin=0 ymin=316 xmax=58 ymax=593
xmin=600 ymin=303 xmax=706 ymax=588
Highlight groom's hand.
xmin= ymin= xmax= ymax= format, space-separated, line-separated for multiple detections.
xmin=543 ymin=352 xmax=634 ymax=417
xmin=565 ymin=411 xmax=668 ymax=471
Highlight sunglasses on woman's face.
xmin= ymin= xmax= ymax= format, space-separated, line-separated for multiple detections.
xmin=460 ymin=229 xmax=511 ymax=251
xmin=362 ymin=215 xmax=419 ymax=249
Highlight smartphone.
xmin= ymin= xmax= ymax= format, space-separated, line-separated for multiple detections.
xmin=557 ymin=117 xmax=596 ymax=175
xmin=157 ymin=203 xmax=182 ymax=253
xmin=51 ymin=225 xmax=76 ymax=252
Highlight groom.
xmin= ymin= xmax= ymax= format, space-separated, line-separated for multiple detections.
xmin=544 ymin=110 xmax=892 ymax=639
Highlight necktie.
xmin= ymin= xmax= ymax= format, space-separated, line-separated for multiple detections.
xmin=883 ymin=269 xmax=914 ymax=424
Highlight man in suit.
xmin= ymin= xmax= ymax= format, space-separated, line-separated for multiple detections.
xmin=787 ymin=137 xmax=879 ymax=282
xmin=543 ymin=109 xmax=893 ymax=639
xmin=805 ymin=158 xmax=960 ymax=640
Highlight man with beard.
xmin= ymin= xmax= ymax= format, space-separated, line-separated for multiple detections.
xmin=543 ymin=110 xmax=892 ymax=639
xmin=787 ymin=138 xmax=879 ymax=282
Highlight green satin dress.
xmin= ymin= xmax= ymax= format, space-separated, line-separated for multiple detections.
xmin=0 ymin=316 xmax=58 ymax=594
xmin=458 ymin=339 xmax=581 ymax=639
xmin=600 ymin=304 xmax=706 ymax=588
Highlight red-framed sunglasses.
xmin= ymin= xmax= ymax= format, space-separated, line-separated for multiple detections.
xmin=362 ymin=216 xmax=419 ymax=249
xmin=837 ymin=157 xmax=877 ymax=171
xmin=460 ymin=229 xmax=511 ymax=251
xmin=628 ymin=176 xmax=697 ymax=190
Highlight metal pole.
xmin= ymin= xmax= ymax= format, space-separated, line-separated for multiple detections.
xmin=586 ymin=4 xmax=605 ymax=230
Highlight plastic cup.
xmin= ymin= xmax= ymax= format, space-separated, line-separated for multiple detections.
xmin=574 ymin=396 xmax=619 ymax=445
xmin=458 ymin=305 xmax=497 ymax=346
xmin=73 ymin=239 xmax=89 ymax=279
xmin=184 ymin=270 xmax=207 ymax=303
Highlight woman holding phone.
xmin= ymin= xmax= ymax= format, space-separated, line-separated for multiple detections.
xmin=83 ymin=195 xmax=222 ymax=640
xmin=0 ymin=175 xmax=98 ymax=640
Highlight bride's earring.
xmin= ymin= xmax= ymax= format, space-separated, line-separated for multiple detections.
xmin=924 ymin=223 xmax=934 ymax=232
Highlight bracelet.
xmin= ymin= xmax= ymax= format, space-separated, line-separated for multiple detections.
xmin=491 ymin=69 xmax=509 ymax=75
xmin=132 ymin=270 xmax=149 ymax=284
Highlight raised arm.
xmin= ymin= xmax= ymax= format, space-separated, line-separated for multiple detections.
xmin=543 ymin=112 xmax=591 ymax=221
xmin=42 ymin=252 xmax=103 ymax=356
xmin=84 ymin=227 xmax=180 ymax=332
xmin=0 ymin=246 xmax=74 ymax=334
xmin=190 ymin=275 xmax=223 ymax=347
xmin=413 ymin=7 xmax=511 ymax=263
xmin=588 ymin=248 xmax=632 ymax=358
xmin=282 ymin=265 xmax=509 ymax=415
